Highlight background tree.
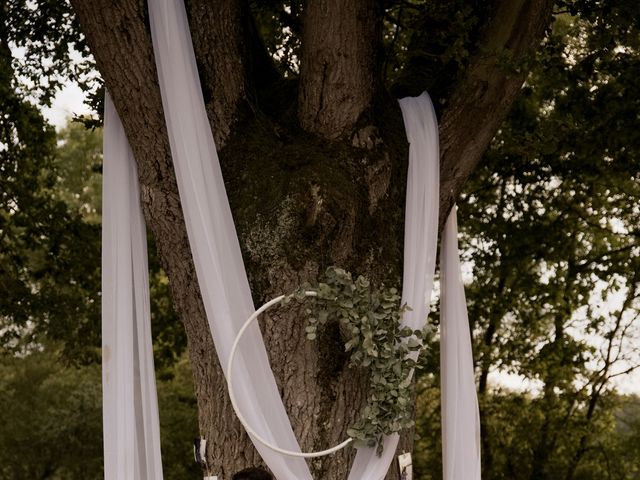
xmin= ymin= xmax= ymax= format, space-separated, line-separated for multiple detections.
xmin=415 ymin=5 xmax=640 ymax=478
xmin=0 ymin=2 xmax=101 ymax=362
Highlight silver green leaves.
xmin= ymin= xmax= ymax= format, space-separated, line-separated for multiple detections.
xmin=285 ymin=267 xmax=427 ymax=455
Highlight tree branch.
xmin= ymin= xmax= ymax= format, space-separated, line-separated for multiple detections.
xmin=438 ymin=0 xmax=555 ymax=228
xmin=187 ymin=0 xmax=249 ymax=146
xmin=187 ymin=0 xmax=280 ymax=144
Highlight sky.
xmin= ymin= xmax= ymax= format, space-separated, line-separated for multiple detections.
xmin=41 ymin=82 xmax=92 ymax=129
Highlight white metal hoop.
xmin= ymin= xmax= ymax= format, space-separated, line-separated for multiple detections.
xmin=226 ymin=290 xmax=354 ymax=458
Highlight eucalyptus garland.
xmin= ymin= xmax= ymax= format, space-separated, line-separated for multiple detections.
xmin=283 ymin=267 xmax=427 ymax=455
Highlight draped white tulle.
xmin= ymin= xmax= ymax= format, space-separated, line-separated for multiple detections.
xmin=102 ymin=93 xmax=163 ymax=480
xmin=441 ymin=209 xmax=482 ymax=480
xmin=148 ymin=1 xmax=312 ymax=478
xmin=347 ymin=92 xmax=441 ymax=480
xmin=102 ymin=1 xmax=481 ymax=478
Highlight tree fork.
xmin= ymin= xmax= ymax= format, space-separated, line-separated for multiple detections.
xmin=438 ymin=0 xmax=554 ymax=227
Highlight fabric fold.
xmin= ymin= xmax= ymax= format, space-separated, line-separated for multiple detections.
xmin=102 ymin=93 xmax=164 ymax=480
xmin=440 ymin=207 xmax=482 ymax=480
xmin=147 ymin=1 xmax=312 ymax=478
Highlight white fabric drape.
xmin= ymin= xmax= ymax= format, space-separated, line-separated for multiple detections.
xmin=440 ymin=208 xmax=482 ymax=480
xmin=147 ymin=1 xmax=312 ymax=479
xmin=102 ymin=93 xmax=163 ymax=480
xmin=347 ymin=92 xmax=441 ymax=480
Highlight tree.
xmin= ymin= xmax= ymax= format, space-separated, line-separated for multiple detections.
xmin=0 ymin=6 xmax=101 ymax=362
xmin=15 ymin=0 xmax=633 ymax=478
xmin=64 ymin=1 xmax=556 ymax=477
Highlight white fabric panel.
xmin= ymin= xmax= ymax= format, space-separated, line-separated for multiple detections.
xmin=440 ymin=208 xmax=482 ymax=480
xmin=147 ymin=1 xmax=313 ymax=478
xmin=102 ymin=93 xmax=164 ymax=480
xmin=348 ymin=92 xmax=440 ymax=480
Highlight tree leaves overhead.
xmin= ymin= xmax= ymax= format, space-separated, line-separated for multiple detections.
xmin=386 ymin=0 xmax=492 ymax=100
xmin=5 ymin=0 xmax=98 ymax=106
xmin=248 ymin=0 xmax=496 ymax=103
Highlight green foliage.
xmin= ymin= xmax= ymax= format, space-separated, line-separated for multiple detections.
xmin=54 ymin=122 xmax=103 ymax=223
xmin=287 ymin=266 xmax=426 ymax=453
xmin=414 ymin=4 xmax=640 ymax=479
xmin=615 ymin=395 xmax=640 ymax=479
xmin=5 ymin=0 xmax=100 ymax=107
xmin=250 ymin=0 xmax=302 ymax=77
xmin=386 ymin=0 xmax=491 ymax=100
xmin=1 ymin=115 xmax=187 ymax=366
xmin=416 ymin=387 xmax=640 ymax=480
xmin=0 ymin=349 xmax=200 ymax=479
xmin=248 ymin=0 xmax=496 ymax=103
xmin=0 ymin=349 xmax=103 ymax=479
xmin=0 ymin=24 xmax=101 ymax=361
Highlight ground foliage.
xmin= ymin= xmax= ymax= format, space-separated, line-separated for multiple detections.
xmin=0 ymin=347 xmax=200 ymax=479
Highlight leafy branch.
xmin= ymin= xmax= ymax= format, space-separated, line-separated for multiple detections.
xmin=283 ymin=267 xmax=428 ymax=454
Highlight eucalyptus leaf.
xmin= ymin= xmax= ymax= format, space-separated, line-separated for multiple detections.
xmin=292 ymin=266 xmax=425 ymax=454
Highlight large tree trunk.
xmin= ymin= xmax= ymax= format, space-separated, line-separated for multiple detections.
xmin=70 ymin=0 xmax=553 ymax=478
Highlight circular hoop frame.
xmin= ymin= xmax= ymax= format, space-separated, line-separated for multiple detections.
xmin=226 ymin=291 xmax=353 ymax=458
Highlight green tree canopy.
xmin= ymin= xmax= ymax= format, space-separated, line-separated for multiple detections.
xmin=415 ymin=5 xmax=640 ymax=479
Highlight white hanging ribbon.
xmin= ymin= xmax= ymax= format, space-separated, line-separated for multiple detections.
xmin=440 ymin=208 xmax=482 ymax=480
xmin=102 ymin=93 xmax=163 ymax=480
xmin=347 ymin=92 xmax=441 ymax=480
xmin=147 ymin=1 xmax=312 ymax=478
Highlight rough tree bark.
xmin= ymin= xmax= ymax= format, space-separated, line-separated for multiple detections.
xmin=298 ymin=0 xmax=382 ymax=139
xmin=438 ymin=0 xmax=554 ymax=228
xmin=70 ymin=0 xmax=553 ymax=478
